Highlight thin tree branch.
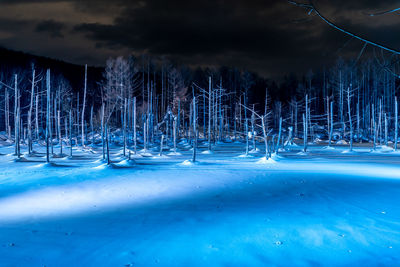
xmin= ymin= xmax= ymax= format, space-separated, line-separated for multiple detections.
xmin=289 ymin=1 xmax=400 ymax=55
xmin=366 ymin=7 xmax=400 ymax=17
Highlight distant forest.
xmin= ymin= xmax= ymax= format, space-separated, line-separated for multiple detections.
xmin=1 ymin=45 xmax=399 ymax=160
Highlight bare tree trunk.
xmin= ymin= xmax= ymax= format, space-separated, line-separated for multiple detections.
xmin=159 ymin=134 xmax=164 ymax=156
xmin=395 ymin=97 xmax=398 ymax=151
xmin=261 ymin=116 xmax=269 ymax=158
xmin=326 ymin=96 xmax=330 ymax=144
xmin=106 ymin=124 xmax=110 ymax=165
xmin=101 ymin=103 xmax=105 ymax=160
xmin=276 ymin=117 xmax=282 ymax=154
xmin=251 ymin=105 xmax=256 ymax=151
xmin=123 ymin=98 xmax=127 ymax=157
xmin=90 ymin=106 xmax=94 ymax=147
xmin=69 ymin=110 xmax=73 ymax=158
xmin=329 ymin=101 xmax=333 ymax=147
xmin=347 ymin=87 xmax=353 ymax=151
xmin=144 ymin=121 xmax=147 ymax=151
xmin=192 ymin=96 xmax=197 ymax=162
xmin=54 ymin=95 xmax=58 ymax=149
xmin=133 ymin=97 xmax=137 ymax=154
xmin=28 ymin=67 xmax=35 ymax=154
xmin=372 ymin=104 xmax=376 ymax=151
xmin=379 ymin=99 xmax=383 ymax=144
xmin=58 ymin=110 xmax=62 ymax=155
xmin=384 ymin=113 xmax=388 ymax=146
xmin=14 ymin=74 xmax=19 ymax=157
xmin=5 ymin=88 xmax=10 ymax=140
xmin=173 ymin=117 xmax=177 ymax=153
xmin=208 ymin=77 xmax=212 ymax=150
xmin=35 ymin=94 xmax=39 ymax=141
xmin=50 ymin=94 xmax=54 ymax=155
xmin=46 ymin=70 xmax=51 ymax=163
xmin=245 ymin=118 xmax=249 ymax=156
xmin=357 ymin=99 xmax=360 ymax=143
xmin=294 ymin=101 xmax=298 ymax=138
xmin=305 ymin=94 xmax=309 ymax=144
xmin=64 ymin=114 xmax=68 ymax=145
xmin=303 ymin=113 xmax=307 ymax=152
xmin=81 ymin=64 xmax=87 ymax=147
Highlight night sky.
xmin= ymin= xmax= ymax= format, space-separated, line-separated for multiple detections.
xmin=1 ymin=0 xmax=400 ymax=79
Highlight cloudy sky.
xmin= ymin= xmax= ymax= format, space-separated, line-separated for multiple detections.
xmin=0 ymin=0 xmax=399 ymax=79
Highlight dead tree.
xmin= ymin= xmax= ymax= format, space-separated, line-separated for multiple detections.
xmin=395 ymin=97 xmax=398 ymax=150
xmin=192 ymin=96 xmax=197 ymax=162
xmin=241 ymin=104 xmax=272 ymax=158
xmin=28 ymin=65 xmax=40 ymax=154
xmin=101 ymin=103 xmax=105 ymax=160
xmin=46 ymin=70 xmax=51 ymax=163
xmin=123 ymin=98 xmax=127 ymax=156
xmin=347 ymin=86 xmax=353 ymax=151
xmin=303 ymin=113 xmax=307 ymax=152
xmin=328 ymin=101 xmax=333 ymax=147
xmin=208 ymin=77 xmax=212 ymax=150
xmin=276 ymin=117 xmax=283 ymax=154
xmin=81 ymin=64 xmax=87 ymax=147
xmin=69 ymin=110 xmax=73 ymax=157
xmin=133 ymin=97 xmax=137 ymax=154
xmin=58 ymin=110 xmax=62 ymax=155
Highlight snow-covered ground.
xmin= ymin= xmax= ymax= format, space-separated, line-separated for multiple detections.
xmin=1 ymin=141 xmax=400 ymax=266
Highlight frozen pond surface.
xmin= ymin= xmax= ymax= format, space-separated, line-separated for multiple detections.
xmin=0 ymin=141 xmax=400 ymax=266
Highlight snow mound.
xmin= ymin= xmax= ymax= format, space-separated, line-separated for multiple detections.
xmin=125 ymin=152 xmax=143 ymax=159
xmin=178 ymin=160 xmax=196 ymax=166
xmin=336 ymin=140 xmax=348 ymax=145
xmin=270 ymin=153 xmax=283 ymax=161
xmin=256 ymin=157 xmax=277 ymax=164
xmin=167 ymin=151 xmax=182 ymax=156
xmin=237 ymin=154 xmax=253 ymax=158
xmin=322 ymin=146 xmax=335 ymax=150
xmin=377 ymin=145 xmax=394 ymax=152
xmin=93 ymin=163 xmax=109 ymax=169
xmin=52 ymin=153 xmax=68 ymax=158
xmin=201 ymin=150 xmax=213 ymax=154
xmin=249 ymin=148 xmax=260 ymax=154
xmin=341 ymin=149 xmax=357 ymax=154
xmin=92 ymin=158 xmax=107 ymax=164
xmin=297 ymin=151 xmax=308 ymax=155
xmin=13 ymin=157 xmax=32 ymax=162
xmin=140 ymin=152 xmax=153 ymax=157
xmin=113 ymin=159 xmax=136 ymax=168
xmin=152 ymin=155 xmax=169 ymax=159
xmin=371 ymin=145 xmax=394 ymax=153
xmin=33 ymin=162 xmax=71 ymax=168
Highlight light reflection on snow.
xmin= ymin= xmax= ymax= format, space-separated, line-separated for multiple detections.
xmin=0 ymin=160 xmax=399 ymax=222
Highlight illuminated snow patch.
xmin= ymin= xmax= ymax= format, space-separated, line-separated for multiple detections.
xmin=0 ymin=172 xmax=201 ymax=222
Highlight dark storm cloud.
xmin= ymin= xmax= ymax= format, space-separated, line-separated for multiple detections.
xmin=72 ymin=0 xmax=400 ymax=77
xmin=36 ymin=20 xmax=65 ymax=38
xmin=0 ymin=18 xmax=28 ymax=31
xmin=1 ymin=0 xmax=400 ymax=78
xmin=73 ymin=0 xmax=319 ymax=75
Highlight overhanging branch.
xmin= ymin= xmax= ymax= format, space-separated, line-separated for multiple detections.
xmin=289 ymin=1 xmax=400 ymax=55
